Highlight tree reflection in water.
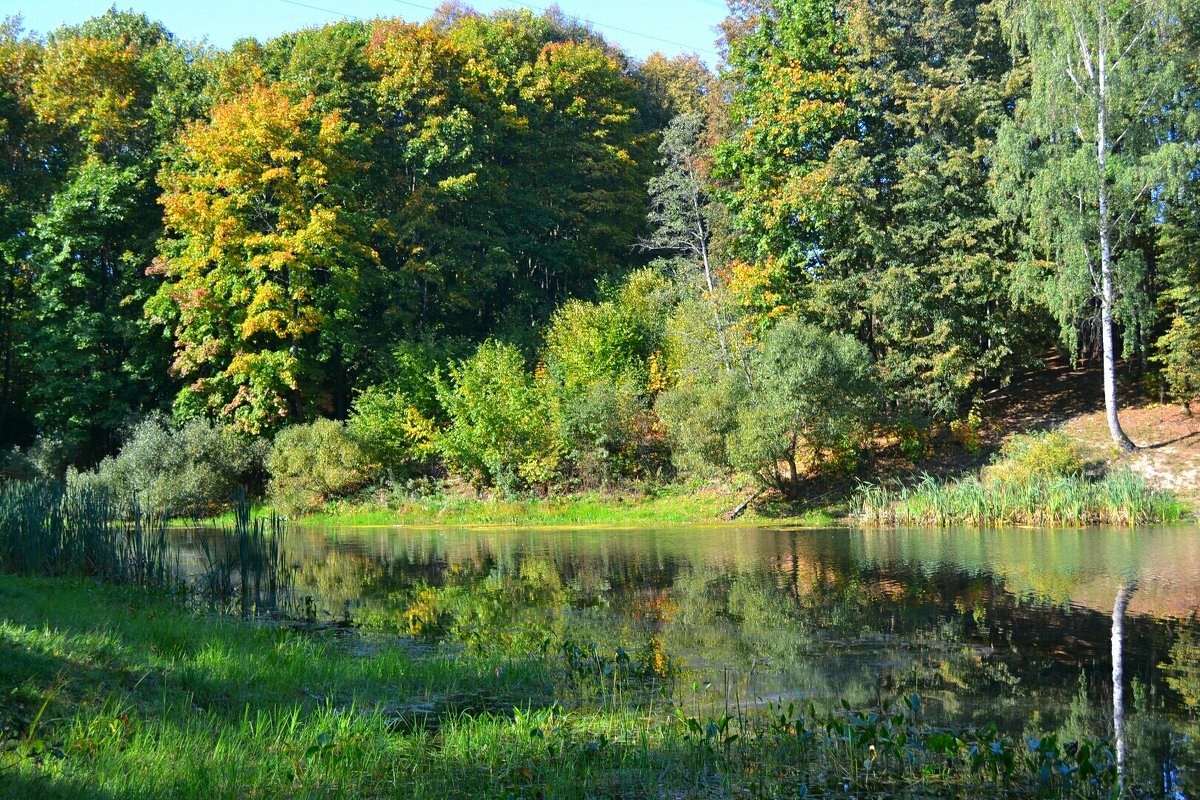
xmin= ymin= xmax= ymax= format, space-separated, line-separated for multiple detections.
xmin=179 ymin=523 xmax=1200 ymax=793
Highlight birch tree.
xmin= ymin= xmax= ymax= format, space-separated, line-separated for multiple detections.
xmin=995 ymin=0 xmax=1183 ymax=451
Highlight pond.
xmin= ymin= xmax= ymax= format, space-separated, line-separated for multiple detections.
xmin=189 ymin=523 xmax=1200 ymax=796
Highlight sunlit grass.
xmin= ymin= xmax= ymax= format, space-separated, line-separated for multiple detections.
xmin=246 ymin=488 xmax=840 ymax=530
xmin=853 ymin=469 xmax=1188 ymax=527
xmin=0 ymin=574 xmax=1122 ymax=799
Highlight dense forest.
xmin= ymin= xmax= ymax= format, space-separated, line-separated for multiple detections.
xmin=0 ymin=0 xmax=1198 ymax=514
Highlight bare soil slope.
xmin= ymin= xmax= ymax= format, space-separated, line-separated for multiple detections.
xmin=980 ymin=356 xmax=1200 ymax=504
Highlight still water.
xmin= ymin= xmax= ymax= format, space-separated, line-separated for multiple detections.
xmin=194 ymin=524 xmax=1200 ymax=795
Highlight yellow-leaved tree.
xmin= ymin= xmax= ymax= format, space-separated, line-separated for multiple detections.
xmin=148 ymin=84 xmax=377 ymax=433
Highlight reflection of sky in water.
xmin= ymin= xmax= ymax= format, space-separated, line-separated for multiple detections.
xmin=180 ymin=523 xmax=1200 ymax=795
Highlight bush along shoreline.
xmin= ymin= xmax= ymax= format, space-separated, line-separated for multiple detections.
xmin=852 ymin=432 xmax=1188 ymax=527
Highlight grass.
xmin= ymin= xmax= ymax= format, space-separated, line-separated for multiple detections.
xmin=191 ymin=485 xmax=843 ymax=530
xmin=854 ymin=431 xmax=1190 ymax=527
xmin=0 ymin=574 xmax=1124 ymax=799
xmin=853 ymin=469 xmax=1188 ymax=527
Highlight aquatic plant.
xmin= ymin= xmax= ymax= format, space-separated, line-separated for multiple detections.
xmin=192 ymin=498 xmax=293 ymax=618
xmin=852 ymin=468 xmax=1186 ymax=527
xmin=0 ymin=480 xmax=174 ymax=586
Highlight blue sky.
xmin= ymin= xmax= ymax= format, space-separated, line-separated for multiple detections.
xmin=3 ymin=0 xmax=727 ymax=63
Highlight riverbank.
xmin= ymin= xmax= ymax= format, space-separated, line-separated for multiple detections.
xmin=0 ymin=573 xmax=1123 ymax=799
xmin=293 ymin=485 xmax=842 ymax=529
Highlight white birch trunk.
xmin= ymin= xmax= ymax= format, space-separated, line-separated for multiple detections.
xmin=1096 ymin=19 xmax=1136 ymax=452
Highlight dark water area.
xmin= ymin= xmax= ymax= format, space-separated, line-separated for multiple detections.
xmin=184 ymin=524 xmax=1200 ymax=797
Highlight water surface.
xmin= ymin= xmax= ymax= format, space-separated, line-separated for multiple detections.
xmin=190 ymin=523 xmax=1200 ymax=796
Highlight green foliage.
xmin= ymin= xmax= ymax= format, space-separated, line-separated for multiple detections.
xmin=543 ymin=269 xmax=672 ymax=392
xmin=983 ymin=431 xmax=1084 ymax=485
xmin=730 ymin=320 xmax=877 ymax=497
xmin=1154 ymin=146 xmax=1200 ymax=411
xmin=346 ymin=342 xmax=443 ymax=477
xmin=365 ymin=12 xmax=654 ymax=340
xmin=0 ymin=481 xmax=173 ymax=586
xmin=266 ymin=419 xmax=372 ymax=517
xmin=435 ymin=341 xmax=563 ymax=492
xmin=715 ymin=0 xmax=1041 ymax=417
xmin=656 ymin=372 xmax=742 ymax=477
xmin=66 ymin=414 xmax=263 ymax=517
xmin=1156 ymin=317 xmax=1200 ymax=412
xmin=347 ymin=386 xmax=437 ymax=479
xmin=853 ymin=430 xmax=1181 ymax=527
xmin=556 ymin=378 xmax=668 ymax=487
xmin=149 ymin=84 xmax=375 ymax=434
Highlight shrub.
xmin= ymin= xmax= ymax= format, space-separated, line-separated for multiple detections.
xmin=728 ymin=320 xmax=877 ymax=498
xmin=543 ymin=269 xmax=672 ymax=393
xmin=558 ymin=379 xmax=669 ymax=487
xmin=435 ymin=341 xmax=563 ymax=492
xmin=983 ymin=431 xmax=1083 ymax=485
xmin=267 ymin=419 xmax=372 ymax=516
xmin=949 ymin=407 xmax=984 ymax=454
xmin=347 ymin=385 xmax=437 ymax=477
xmin=0 ymin=434 xmax=78 ymax=481
xmin=66 ymin=414 xmax=264 ymax=516
xmin=656 ymin=372 xmax=742 ymax=477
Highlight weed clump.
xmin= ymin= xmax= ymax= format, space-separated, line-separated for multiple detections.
xmin=854 ymin=432 xmax=1185 ymax=526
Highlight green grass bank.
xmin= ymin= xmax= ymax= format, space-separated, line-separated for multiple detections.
xmin=1 ymin=574 xmax=1125 ymax=799
xmin=292 ymin=487 xmax=841 ymax=529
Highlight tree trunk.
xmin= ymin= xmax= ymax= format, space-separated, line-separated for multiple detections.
xmin=1096 ymin=29 xmax=1136 ymax=452
xmin=691 ymin=168 xmax=732 ymax=372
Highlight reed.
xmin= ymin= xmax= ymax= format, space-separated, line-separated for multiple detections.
xmin=0 ymin=480 xmax=175 ymax=586
xmin=0 ymin=482 xmax=293 ymax=612
xmin=852 ymin=469 xmax=1187 ymax=527
xmin=192 ymin=493 xmax=294 ymax=617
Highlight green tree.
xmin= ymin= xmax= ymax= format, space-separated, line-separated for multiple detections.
xmin=367 ymin=12 xmax=653 ymax=340
xmin=643 ymin=113 xmax=735 ymax=371
xmin=1153 ymin=3 xmax=1200 ymax=414
xmin=0 ymin=19 xmax=45 ymax=447
xmin=715 ymin=0 xmax=1037 ymax=418
xmin=25 ymin=11 xmax=204 ymax=458
xmin=267 ymin=418 xmax=372 ymax=516
xmin=728 ymin=320 xmax=877 ymax=498
xmin=995 ymin=0 xmax=1186 ymax=450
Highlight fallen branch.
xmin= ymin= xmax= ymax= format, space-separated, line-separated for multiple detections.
xmin=724 ymin=488 xmax=764 ymax=521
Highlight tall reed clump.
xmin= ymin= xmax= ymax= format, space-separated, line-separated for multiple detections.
xmin=853 ymin=432 xmax=1187 ymax=527
xmin=192 ymin=491 xmax=294 ymax=618
xmin=0 ymin=481 xmax=175 ymax=585
xmin=0 ymin=482 xmax=294 ymax=613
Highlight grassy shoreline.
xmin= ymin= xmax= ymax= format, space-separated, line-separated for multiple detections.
xmin=187 ymin=487 xmax=845 ymax=530
xmin=1 ymin=574 xmax=1124 ymax=799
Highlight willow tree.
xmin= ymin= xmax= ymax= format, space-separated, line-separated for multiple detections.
xmin=995 ymin=0 xmax=1184 ymax=451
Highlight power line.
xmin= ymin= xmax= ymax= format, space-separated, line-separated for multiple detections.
xmin=276 ymin=0 xmax=366 ymax=21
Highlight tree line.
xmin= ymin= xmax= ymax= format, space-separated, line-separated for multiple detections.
xmin=1 ymin=0 xmax=1197 ymax=507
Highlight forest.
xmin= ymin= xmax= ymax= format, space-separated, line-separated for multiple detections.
xmin=1 ymin=0 xmax=1198 ymax=518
